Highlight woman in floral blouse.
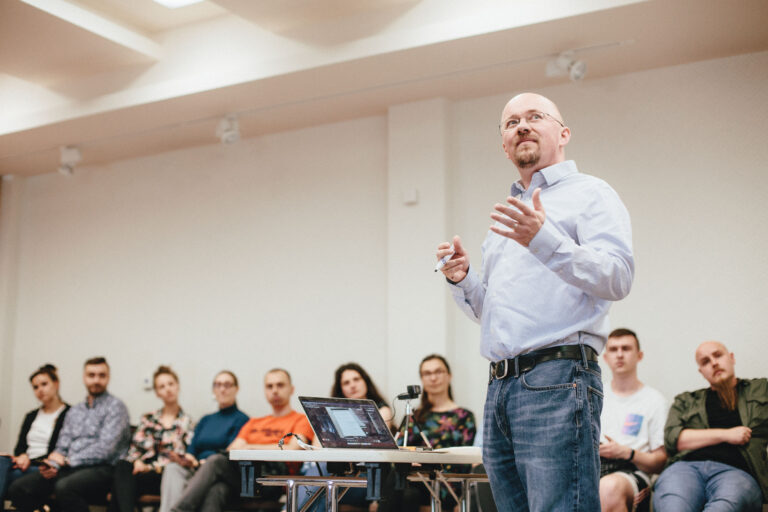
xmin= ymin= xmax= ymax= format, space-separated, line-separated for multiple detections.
xmin=381 ymin=354 xmax=476 ymax=512
xmin=110 ymin=365 xmax=193 ymax=512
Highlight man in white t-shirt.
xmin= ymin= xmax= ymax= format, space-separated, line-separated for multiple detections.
xmin=599 ymin=328 xmax=668 ymax=512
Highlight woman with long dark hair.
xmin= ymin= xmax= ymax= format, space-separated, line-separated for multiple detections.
xmin=299 ymin=362 xmax=391 ymax=512
xmin=331 ymin=362 xmax=392 ymax=427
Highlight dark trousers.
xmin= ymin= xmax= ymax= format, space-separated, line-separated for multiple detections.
xmin=7 ymin=465 xmax=113 ymax=512
xmin=110 ymin=460 xmax=162 ymax=512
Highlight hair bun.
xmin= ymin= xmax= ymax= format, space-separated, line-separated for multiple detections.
xmin=41 ymin=364 xmax=57 ymax=372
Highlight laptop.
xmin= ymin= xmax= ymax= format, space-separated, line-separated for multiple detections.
xmin=299 ymin=396 xmax=399 ymax=449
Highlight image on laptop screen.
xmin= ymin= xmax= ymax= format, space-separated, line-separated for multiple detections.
xmin=299 ymin=396 xmax=398 ymax=449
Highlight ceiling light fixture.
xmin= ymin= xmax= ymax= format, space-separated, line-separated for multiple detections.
xmin=546 ymin=51 xmax=587 ymax=82
xmin=152 ymin=0 xmax=204 ymax=8
xmin=58 ymin=145 xmax=81 ymax=176
xmin=215 ymin=115 xmax=241 ymax=145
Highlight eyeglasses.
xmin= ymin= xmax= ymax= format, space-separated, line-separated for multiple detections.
xmin=213 ymin=381 xmax=235 ymax=389
xmin=420 ymin=369 xmax=448 ymax=378
xmin=499 ymin=111 xmax=564 ymax=133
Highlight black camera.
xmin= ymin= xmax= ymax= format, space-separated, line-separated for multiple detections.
xmin=397 ymin=384 xmax=421 ymax=400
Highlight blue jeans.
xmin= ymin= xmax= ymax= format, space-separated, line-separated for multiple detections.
xmin=482 ymin=358 xmax=603 ymax=512
xmin=653 ymin=460 xmax=762 ymax=512
xmin=0 ymin=456 xmax=39 ymax=501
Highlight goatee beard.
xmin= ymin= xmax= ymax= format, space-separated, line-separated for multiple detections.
xmin=515 ymin=150 xmax=539 ymax=168
xmin=712 ymin=378 xmax=738 ymax=411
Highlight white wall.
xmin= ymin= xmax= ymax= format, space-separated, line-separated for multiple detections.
xmin=2 ymin=50 xmax=767 ymax=450
xmin=3 ymin=116 xmax=390 ymax=447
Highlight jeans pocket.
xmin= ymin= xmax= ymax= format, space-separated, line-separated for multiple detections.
xmin=587 ymin=385 xmax=603 ymax=450
xmin=520 ymin=360 xmax=577 ymax=391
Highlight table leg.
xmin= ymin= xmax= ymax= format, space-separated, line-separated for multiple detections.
xmin=239 ymin=461 xmax=255 ymax=497
xmin=460 ymin=478 xmax=471 ymax=512
xmin=325 ymin=480 xmax=339 ymax=512
xmin=363 ymin=462 xmax=382 ymax=500
xmin=284 ymin=479 xmax=298 ymax=512
xmin=431 ymin=479 xmax=442 ymax=512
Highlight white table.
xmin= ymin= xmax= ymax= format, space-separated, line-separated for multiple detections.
xmin=230 ymin=447 xmax=485 ymax=512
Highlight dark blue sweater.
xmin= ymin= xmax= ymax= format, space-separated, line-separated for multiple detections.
xmin=186 ymin=403 xmax=248 ymax=460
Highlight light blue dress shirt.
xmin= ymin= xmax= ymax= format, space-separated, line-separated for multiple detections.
xmin=450 ymin=160 xmax=634 ymax=361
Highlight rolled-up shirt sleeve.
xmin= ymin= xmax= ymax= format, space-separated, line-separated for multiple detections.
xmin=664 ymin=396 xmax=688 ymax=456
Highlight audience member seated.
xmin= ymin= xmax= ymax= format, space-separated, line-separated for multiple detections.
xmin=331 ymin=362 xmax=393 ymax=429
xmin=170 ymin=368 xmax=313 ymax=512
xmin=8 ymin=356 xmax=130 ymax=512
xmin=109 ymin=365 xmax=194 ymax=512
xmin=159 ymin=370 xmax=248 ymax=512
xmin=298 ymin=362 xmax=392 ymax=512
xmin=380 ymin=354 xmax=476 ymax=512
xmin=0 ymin=364 xmax=70 ymax=503
xmin=599 ymin=329 xmax=667 ymax=512
xmin=653 ymin=341 xmax=766 ymax=511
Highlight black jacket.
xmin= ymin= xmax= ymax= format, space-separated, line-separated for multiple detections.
xmin=14 ymin=405 xmax=71 ymax=458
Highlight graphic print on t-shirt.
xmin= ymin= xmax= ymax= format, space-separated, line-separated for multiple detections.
xmin=621 ymin=413 xmax=643 ymax=436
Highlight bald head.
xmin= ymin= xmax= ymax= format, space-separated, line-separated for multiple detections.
xmin=695 ymin=341 xmax=736 ymax=387
xmin=499 ymin=92 xmax=570 ymax=179
xmin=696 ymin=341 xmax=728 ymax=361
xmin=500 ymin=93 xmax=564 ymax=126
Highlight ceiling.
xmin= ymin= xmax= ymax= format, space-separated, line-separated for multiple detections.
xmin=1 ymin=0 xmax=767 ymax=176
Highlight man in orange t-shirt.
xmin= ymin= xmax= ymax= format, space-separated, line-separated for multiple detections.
xmin=171 ymin=368 xmax=313 ymax=512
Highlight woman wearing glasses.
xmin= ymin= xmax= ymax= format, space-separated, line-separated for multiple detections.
xmin=381 ymin=354 xmax=476 ymax=512
xmin=159 ymin=370 xmax=248 ymax=512
xmin=403 ymin=354 xmax=475 ymax=450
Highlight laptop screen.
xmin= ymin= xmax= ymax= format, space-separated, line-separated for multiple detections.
xmin=299 ymin=396 xmax=398 ymax=449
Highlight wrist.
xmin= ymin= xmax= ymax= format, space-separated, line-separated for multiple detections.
xmin=627 ymin=448 xmax=635 ymax=461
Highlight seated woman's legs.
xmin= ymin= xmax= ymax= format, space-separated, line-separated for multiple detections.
xmin=160 ymin=462 xmax=194 ymax=512
xmin=171 ymin=454 xmax=239 ymax=512
xmin=7 ymin=470 xmax=54 ymax=512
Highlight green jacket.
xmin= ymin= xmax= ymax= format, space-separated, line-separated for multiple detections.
xmin=664 ymin=378 xmax=768 ymax=501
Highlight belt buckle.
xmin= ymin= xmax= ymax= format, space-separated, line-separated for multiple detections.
xmin=493 ymin=360 xmax=509 ymax=380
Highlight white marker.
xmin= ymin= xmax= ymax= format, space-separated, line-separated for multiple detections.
xmin=434 ymin=245 xmax=456 ymax=272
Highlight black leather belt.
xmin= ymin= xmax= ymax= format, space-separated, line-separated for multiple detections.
xmin=489 ymin=345 xmax=598 ymax=381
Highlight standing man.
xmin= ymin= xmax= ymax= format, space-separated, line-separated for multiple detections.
xmin=171 ymin=368 xmax=314 ymax=512
xmin=436 ymin=93 xmax=634 ymax=511
xmin=8 ymin=356 xmax=130 ymax=512
xmin=653 ymin=341 xmax=766 ymax=511
xmin=599 ymin=328 xmax=667 ymax=512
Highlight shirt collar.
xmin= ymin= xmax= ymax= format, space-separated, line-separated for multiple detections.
xmin=84 ymin=391 xmax=111 ymax=409
xmin=511 ymin=160 xmax=578 ymax=195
